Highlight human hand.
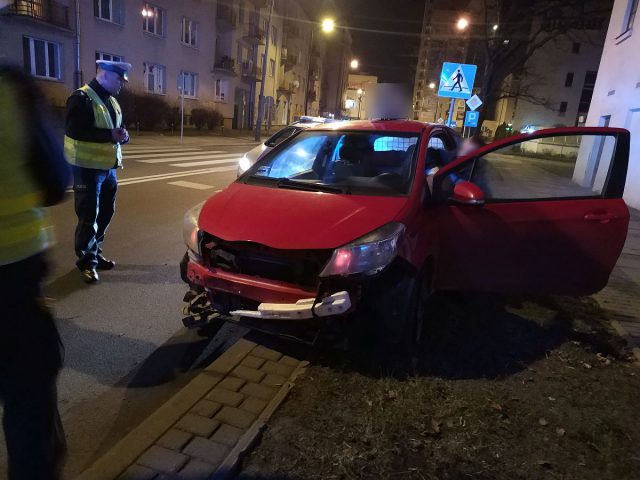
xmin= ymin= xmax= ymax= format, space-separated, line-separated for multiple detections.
xmin=111 ymin=128 xmax=127 ymax=143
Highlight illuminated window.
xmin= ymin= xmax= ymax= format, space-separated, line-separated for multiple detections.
xmin=142 ymin=3 xmax=165 ymax=36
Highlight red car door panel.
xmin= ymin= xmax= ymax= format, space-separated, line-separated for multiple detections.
xmin=435 ymin=198 xmax=629 ymax=295
xmin=432 ymin=127 xmax=630 ymax=296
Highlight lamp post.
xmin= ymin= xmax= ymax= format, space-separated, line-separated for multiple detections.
xmin=254 ymin=0 xmax=275 ymax=141
xmin=357 ymin=88 xmax=364 ymax=119
xmin=304 ymin=17 xmax=335 ymax=116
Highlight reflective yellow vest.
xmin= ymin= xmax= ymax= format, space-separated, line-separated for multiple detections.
xmin=0 ymin=77 xmax=53 ymax=266
xmin=63 ymin=84 xmax=123 ymax=170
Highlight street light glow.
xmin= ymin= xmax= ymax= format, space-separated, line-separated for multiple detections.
xmin=322 ymin=18 xmax=335 ymax=33
xmin=350 ymin=59 xmax=359 ymax=69
xmin=493 ymin=24 xmax=499 ymax=31
xmin=357 ymin=88 xmax=363 ymax=95
xmin=456 ymin=17 xmax=469 ymax=30
xmin=428 ymin=82 xmax=436 ymax=89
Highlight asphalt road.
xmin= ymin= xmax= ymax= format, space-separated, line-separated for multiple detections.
xmin=0 ymin=134 xmax=261 ymax=478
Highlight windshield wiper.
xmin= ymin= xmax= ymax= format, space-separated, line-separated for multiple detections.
xmin=276 ymin=178 xmax=346 ymax=194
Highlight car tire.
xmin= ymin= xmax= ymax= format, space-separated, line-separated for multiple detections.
xmin=355 ymin=264 xmax=432 ymax=347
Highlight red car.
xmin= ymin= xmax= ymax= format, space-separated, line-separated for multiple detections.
xmin=181 ymin=120 xmax=630 ymax=345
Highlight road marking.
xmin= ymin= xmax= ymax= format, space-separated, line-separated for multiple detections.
xmin=171 ymin=156 xmax=243 ymax=168
xmin=168 ymin=180 xmax=214 ymax=190
xmin=138 ymin=153 xmax=239 ymax=164
xmin=123 ymin=147 xmax=202 ymax=153
xmin=125 ymin=150 xmax=224 ymax=160
xmin=118 ymin=166 xmax=237 ymax=186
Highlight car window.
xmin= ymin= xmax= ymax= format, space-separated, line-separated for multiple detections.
xmin=426 ymin=133 xmax=457 ymax=171
xmin=264 ymin=126 xmax=299 ymax=147
xmin=452 ymin=134 xmax=618 ymax=201
xmin=247 ymin=130 xmax=421 ymax=196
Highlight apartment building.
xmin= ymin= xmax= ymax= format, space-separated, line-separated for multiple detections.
xmin=1 ymin=0 xmax=347 ymax=129
xmin=581 ymin=0 xmax=640 ymax=208
xmin=0 ymin=0 xmax=76 ymax=113
xmin=344 ymin=73 xmax=377 ymax=119
xmin=412 ymin=0 xmax=467 ymax=123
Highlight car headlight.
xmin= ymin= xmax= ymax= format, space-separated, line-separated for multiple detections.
xmin=320 ymin=223 xmax=405 ymax=277
xmin=183 ymin=202 xmax=204 ymax=256
xmin=238 ymin=155 xmax=252 ymax=173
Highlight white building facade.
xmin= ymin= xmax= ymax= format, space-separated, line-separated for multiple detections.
xmin=584 ymin=0 xmax=640 ymax=208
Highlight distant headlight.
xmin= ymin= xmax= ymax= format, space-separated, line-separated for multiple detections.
xmin=320 ymin=223 xmax=405 ymax=277
xmin=238 ymin=155 xmax=252 ymax=173
xmin=183 ymin=202 xmax=204 ymax=257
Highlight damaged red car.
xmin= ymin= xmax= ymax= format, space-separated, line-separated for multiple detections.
xmin=180 ymin=120 xmax=630 ymax=345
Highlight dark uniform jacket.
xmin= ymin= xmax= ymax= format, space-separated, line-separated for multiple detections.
xmin=65 ymin=79 xmax=120 ymax=143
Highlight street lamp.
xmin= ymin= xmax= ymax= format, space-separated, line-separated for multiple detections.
xmin=322 ymin=18 xmax=335 ymax=33
xmin=493 ymin=24 xmax=499 ymax=31
xmin=456 ymin=17 xmax=469 ymax=30
xmin=350 ymin=59 xmax=359 ymax=70
xmin=428 ymin=82 xmax=436 ymax=89
xmin=357 ymin=88 xmax=364 ymax=119
xmin=305 ymin=18 xmax=336 ymax=115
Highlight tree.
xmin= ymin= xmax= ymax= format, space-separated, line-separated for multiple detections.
xmin=467 ymin=0 xmax=613 ymax=123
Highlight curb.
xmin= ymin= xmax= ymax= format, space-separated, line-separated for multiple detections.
xmin=76 ymin=339 xmax=308 ymax=480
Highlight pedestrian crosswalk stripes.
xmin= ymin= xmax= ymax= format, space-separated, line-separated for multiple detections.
xmin=125 ymin=151 xmax=225 ymax=160
xmin=123 ymin=147 xmax=202 ymax=153
xmin=137 ymin=153 xmax=235 ymax=163
xmin=170 ymin=157 xmax=243 ymax=168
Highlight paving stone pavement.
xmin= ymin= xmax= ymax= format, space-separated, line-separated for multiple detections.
xmin=593 ymin=208 xmax=640 ymax=361
xmin=77 ymin=339 xmax=308 ymax=480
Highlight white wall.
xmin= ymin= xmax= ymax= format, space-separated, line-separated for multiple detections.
xmin=584 ymin=0 xmax=640 ymax=208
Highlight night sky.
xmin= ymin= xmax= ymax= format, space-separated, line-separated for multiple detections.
xmin=341 ymin=0 xmax=426 ymax=83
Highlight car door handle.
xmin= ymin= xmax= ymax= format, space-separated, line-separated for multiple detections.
xmin=584 ymin=212 xmax=618 ymax=223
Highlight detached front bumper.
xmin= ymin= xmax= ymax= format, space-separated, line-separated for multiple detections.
xmin=186 ymin=261 xmax=352 ymax=320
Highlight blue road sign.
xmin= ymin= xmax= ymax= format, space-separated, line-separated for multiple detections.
xmin=464 ymin=110 xmax=479 ymax=127
xmin=438 ymin=62 xmax=477 ymax=100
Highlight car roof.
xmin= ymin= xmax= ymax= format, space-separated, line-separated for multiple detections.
xmin=307 ymin=119 xmax=435 ymax=134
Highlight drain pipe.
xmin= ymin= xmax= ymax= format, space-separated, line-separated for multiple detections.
xmin=74 ymin=0 xmax=82 ymax=88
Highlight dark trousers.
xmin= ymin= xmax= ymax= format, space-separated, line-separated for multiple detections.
xmin=72 ymin=166 xmax=118 ymax=270
xmin=0 ymin=254 xmax=66 ymax=480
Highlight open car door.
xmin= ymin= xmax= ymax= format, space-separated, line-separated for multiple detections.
xmin=432 ymin=127 xmax=630 ymax=295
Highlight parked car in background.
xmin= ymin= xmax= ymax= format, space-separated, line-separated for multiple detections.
xmin=237 ymin=116 xmax=334 ymax=176
xmin=182 ymin=120 xmax=630 ymax=346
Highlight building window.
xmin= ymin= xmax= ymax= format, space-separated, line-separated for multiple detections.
xmin=22 ymin=36 xmax=61 ymax=80
xmin=269 ymin=58 xmax=275 ymax=77
xmin=559 ymin=101 xmax=568 ymax=115
xmin=179 ymin=71 xmax=198 ymax=98
xmin=271 ymin=26 xmax=278 ymax=44
xmin=565 ymin=72 xmax=574 ymax=87
xmin=142 ymin=3 xmax=165 ymax=36
xmin=144 ymin=63 xmax=165 ymax=94
xmin=94 ymin=0 xmax=123 ymax=24
xmin=181 ymin=17 xmax=198 ymax=47
xmin=577 ymin=71 xmax=598 ymax=115
xmin=626 ymin=0 xmax=639 ymax=31
xmin=215 ymin=79 xmax=228 ymax=102
xmin=572 ymin=42 xmax=581 ymax=54
xmin=96 ymin=51 xmax=124 ymax=62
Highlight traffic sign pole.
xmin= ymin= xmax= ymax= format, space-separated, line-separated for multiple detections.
xmin=447 ymin=98 xmax=456 ymax=129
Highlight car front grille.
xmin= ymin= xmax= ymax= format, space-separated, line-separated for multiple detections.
xmin=202 ymin=234 xmax=331 ymax=289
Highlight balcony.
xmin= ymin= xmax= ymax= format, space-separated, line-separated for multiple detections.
xmin=213 ymin=56 xmax=237 ymax=77
xmin=216 ymin=4 xmax=237 ymax=30
xmin=240 ymin=61 xmax=261 ymax=80
xmin=244 ymin=24 xmax=266 ymax=45
xmin=278 ymin=81 xmax=299 ymax=96
xmin=282 ymin=53 xmax=298 ymax=70
xmin=3 ymin=0 xmax=70 ymax=29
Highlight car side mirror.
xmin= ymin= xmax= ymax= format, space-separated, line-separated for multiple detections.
xmin=449 ymin=181 xmax=485 ymax=206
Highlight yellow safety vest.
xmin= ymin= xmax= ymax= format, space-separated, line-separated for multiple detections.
xmin=0 ymin=77 xmax=53 ymax=266
xmin=63 ymin=84 xmax=123 ymax=170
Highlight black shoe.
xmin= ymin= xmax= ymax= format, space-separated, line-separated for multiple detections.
xmin=81 ymin=268 xmax=99 ymax=284
xmin=96 ymin=255 xmax=116 ymax=270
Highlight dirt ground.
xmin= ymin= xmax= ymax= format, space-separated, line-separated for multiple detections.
xmin=237 ymin=293 xmax=640 ymax=480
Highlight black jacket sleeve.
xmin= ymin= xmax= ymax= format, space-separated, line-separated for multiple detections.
xmin=65 ymin=92 xmax=114 ymax=143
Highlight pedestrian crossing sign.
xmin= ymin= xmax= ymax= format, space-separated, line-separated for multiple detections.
xmin=438 ymin=62 xmax=477 ymax=100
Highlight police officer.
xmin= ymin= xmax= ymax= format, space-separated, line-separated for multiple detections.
xmin=0 ymin=65 xmax=69 ymax=479
xmin=64 ymin=60 xmax=131 ymax=283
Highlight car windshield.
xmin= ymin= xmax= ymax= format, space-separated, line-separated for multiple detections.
xmin=244 ymin=130 xmax=420 ymax=196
